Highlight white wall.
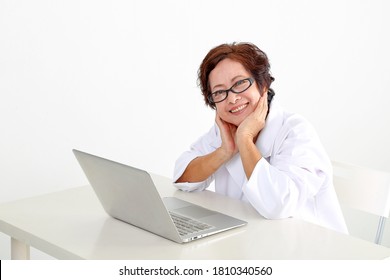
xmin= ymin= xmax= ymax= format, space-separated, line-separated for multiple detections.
xmin=1 ymin=0 xmax=389 ymax=259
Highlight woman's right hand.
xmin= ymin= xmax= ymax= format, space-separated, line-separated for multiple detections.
xmin=215 ymin=113 xmax=239 ymax=161
xmin=176 ymin=114 xmax=238 ymax=183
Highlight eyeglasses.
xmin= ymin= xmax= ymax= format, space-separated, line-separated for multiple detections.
xmin=207 ymin=78 xmax=255 ymax=104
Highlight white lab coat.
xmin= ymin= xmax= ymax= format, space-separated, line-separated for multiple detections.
xmin=173 ymin=99 xmax=348 ymax=234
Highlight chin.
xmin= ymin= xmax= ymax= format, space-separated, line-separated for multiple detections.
xmin=220 ymin=111 xmax=249 ymax=127
xmin=226 ymin=117 xmax=244 ymax=127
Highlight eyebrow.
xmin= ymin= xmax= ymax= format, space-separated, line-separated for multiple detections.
xmin=211 ymin=75 xmax=247 ymax=91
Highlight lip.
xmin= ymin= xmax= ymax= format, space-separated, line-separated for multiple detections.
xmin=229 ymin=103 xmax=249 ymax=114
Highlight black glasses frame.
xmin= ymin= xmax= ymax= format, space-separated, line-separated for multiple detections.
xmin=207 ymin=77 xmax=255 ymax=104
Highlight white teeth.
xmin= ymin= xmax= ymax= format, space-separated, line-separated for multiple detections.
xmin=230 ymin=104 xmax=248 ymax=113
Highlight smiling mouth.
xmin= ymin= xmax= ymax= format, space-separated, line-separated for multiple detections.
xmin=230 ymin=103 xmax=248 ymax=113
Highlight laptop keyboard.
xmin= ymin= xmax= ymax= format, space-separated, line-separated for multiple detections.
xmin=169 ymin=211 xmax=214 ymax=236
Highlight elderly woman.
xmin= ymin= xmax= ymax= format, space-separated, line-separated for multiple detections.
xmin=174 ymin=42 xmax=348 ymax=234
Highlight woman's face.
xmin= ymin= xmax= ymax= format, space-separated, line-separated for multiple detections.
xmin=209 ymin=58 xmax=262 ymax=126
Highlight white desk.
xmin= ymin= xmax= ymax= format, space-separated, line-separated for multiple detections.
xmin=1 ymin=174 xmax=390 ymax=259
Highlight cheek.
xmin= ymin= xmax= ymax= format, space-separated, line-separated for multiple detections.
xmin=215 ymin=107 xmax=226 ymax=118
xmin=253 ymin=96 xmax=261 ymax=107
xmin=215 ymin=106 xmax=231 ymax=122
xmin=251 ymin=90 xmax=261 ymax=103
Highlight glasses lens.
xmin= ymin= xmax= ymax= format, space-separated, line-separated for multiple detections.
xmin=210 ymin=91 xmax=226 ymax=103
xmin=232 ymin=79 xmax=252 ymax=93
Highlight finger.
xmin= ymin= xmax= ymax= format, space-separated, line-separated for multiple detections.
xmin=255 ymin=90 xmax=268 ymax=121
xmin=261 ymin=89 xmax=269 ymax=108
xmin=262 ymin=90 xmax=268 ymax=112
xmin=260 ymin=89 xmax=268 ymax=106
xmin=253 ymin=90 xmax=268 ymax=116
xmin=215 ymin=112 xmax=225 ymax=127
xmin=228 ymin=123 xmax=237 ymax=135
xmin=216 ymin=114 xmax=232 ymax=138
xmin=215 ymin=113 xmax=221 ymax=125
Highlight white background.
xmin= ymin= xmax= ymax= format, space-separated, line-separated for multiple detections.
xmin=1 ymin=0 xmax=389 ymax=259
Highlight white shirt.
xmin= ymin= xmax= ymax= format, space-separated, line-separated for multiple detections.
xmin=173 ymin=99 xmax=348 ymax=234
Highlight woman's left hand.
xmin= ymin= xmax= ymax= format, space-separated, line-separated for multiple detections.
xmin=236 ymin=90 xmax=268 ymax=143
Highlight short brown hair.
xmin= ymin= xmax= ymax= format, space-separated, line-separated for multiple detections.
xmin=198 ymin=42 xmax=275 ymax=109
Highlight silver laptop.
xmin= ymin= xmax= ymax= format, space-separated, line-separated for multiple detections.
xmin=73 ymin=149 xmax=247 ymax=243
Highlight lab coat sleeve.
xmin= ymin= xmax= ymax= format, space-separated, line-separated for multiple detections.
xmin=172 ymin=125 xmax=218 ymax=192
xmin=242 ymin=114 xmax=331 ymax=219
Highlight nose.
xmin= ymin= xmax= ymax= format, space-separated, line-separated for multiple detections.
xmin=226 ymin=91 xmax=241 ymax=104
